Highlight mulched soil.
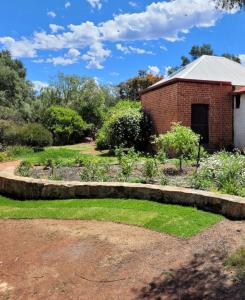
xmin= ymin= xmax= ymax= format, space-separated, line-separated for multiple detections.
xmin=1 ymin=219 xmax=245 ymax=299
xmin=30 ymin=163 xmax=194 ymax=187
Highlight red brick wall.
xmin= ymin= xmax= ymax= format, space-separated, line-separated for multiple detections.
xmin=141 ymin=83 xmax=178 ymax=134
xmin=141 ymin=80 xmax=233 ymax=148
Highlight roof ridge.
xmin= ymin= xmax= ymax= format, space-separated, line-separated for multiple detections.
xmin=180 ymin=55 xmax=206 ymax=78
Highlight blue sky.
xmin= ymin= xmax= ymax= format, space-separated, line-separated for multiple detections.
xmin=0 ymin=0 xmax=244 ymax=89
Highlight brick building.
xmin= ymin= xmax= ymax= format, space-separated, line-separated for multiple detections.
xmin=141 ymin=55 xmax=245 ymax=149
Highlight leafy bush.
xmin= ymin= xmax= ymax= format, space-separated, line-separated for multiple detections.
xmin=0 ymin=120 xmax=20 ymax=145
xmin=96 ymin=100 xmax=153 ymax=150
xmin=17 ymin=160 xmax=32 ymax=177
xmin=0 ymin=152 xmax=8 ymax=162
xmin=191 ymin=151 xmax=245 ymax=196
xmin=143 ymin=158 xmax=158 ymax=183
xmin=19 ymin=123 xmax=53 ymax=149
xmin=43 ymin=106 xmax=89 ymax=145
xmin=155 ymin=123 xmax=200 ymax=172
xmin=80 ymin=161 xmax=111 ymax=182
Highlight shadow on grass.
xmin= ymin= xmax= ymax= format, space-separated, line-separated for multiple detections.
xmin=133 ymin=249 xmax=245 ymax=300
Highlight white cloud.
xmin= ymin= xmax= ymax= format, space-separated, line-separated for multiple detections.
xmin=49 ymin=24 xmax=65 ymax=33
xmin=160 ymin=45 xmax=167 ymax=51
xmin=47 ymin=56 xmax=76 ymax=66
xmin=116 ymin=43 xmax=153 ymax=55
xmin=110 ymin=72 xmax=120 ymax=77
xmin=0 ymin=0 xmax=238 ymax=68
xmin=82 ymin=42 xmax=111 ymax=69
xmin=47 ymin=11 xmax=56 ymax=18
xmin=32 ymin=80 xmax=48 ymax=91
xmin=65 ymin=2 xmax=71 ymax=8
xmin=67 ymin=48 xmax=81 ymax=57
xmin=100 ymin=0 xmax=227 ymax=42
xmin=129 ymin=1 xmax=138 ymax=8
xmin=148 ymin=65 xmax=160 ymax=75
xmin=239 ymin=55 xmax=245 ymax=65
xmin=0 ymin=37 xmax=37 ymax=58
xmin=87 ymin=0 xmax=102 ymax=10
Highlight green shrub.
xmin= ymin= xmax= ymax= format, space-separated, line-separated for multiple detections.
xmin=0 ymin=152 xmax=8 ymax=162
xmin=191 ymin=151 xmax=245 ymax=196
xmin=80 ymin=161 xmax=111 ymax=182
xmin=19 ymin=123 xmax=53 ymax=149
xmin=17 ymin=160 xmax=32 ymax=177
xmin=43 ymin=106 xmax=89 ymax=145
xmin=96 ymin=100 xmax=153 ymax=150
xmin=155 ymin=123 xmax=200 ymax=172
xmin=143 ymin=158 xmax=158 ymax=182
xmin=0 ymin=120 xmax=20 ymax=145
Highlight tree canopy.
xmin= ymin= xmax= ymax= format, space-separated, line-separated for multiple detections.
xmin=118 ymin=70 xmax=163 ymax=101
xmin=168 ymin=44 xmax=241 ymax=76
xmin=0 ymin=50 xmax=34 ymax=120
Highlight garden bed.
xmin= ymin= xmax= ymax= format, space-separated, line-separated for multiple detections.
xmin=27 ymin=162 xmax=194 ymax=188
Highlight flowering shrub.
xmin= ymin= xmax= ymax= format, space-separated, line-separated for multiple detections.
xmin=191 ymin=151 xmax=245 ymax=196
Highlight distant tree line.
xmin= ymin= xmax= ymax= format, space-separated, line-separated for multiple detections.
xmin=168 ymin=44 xmax=241 ymax=76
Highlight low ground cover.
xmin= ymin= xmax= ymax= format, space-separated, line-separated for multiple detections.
xmin=0 ymin=195 xmax=223 ymax=238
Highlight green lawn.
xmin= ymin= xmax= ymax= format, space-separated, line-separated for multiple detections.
xmin=0 ymin=195 xmax=223 ymax=238
xmin=8 ymin=147 xmax=117 ymax=166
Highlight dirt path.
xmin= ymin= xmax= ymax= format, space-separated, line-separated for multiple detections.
xmin=0 ymin=219 xmax=245 ymax=300
xmin=0 ymin=161 xmax=20 ymax=172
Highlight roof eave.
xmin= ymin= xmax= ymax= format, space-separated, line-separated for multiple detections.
xmin=141 ymin=78 xmax=232 ymax=96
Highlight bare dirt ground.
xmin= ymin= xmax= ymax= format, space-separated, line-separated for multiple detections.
xmin=1 ymin=219 xmax=245 ymax=300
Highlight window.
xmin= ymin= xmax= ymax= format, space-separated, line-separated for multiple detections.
xmin=236 ymin=95 xmax=241 ymax=109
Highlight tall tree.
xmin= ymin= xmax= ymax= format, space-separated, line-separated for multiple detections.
xmin=35 ymin=73 xmax=117 ymax=132
xmin=0 ymin=50 xmax=34 ymax=120
xmin=118 ymin=70 xmax=163 ymax=101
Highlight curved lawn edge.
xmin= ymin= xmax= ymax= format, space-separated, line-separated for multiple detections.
xmin=0 ymin=166 xmax=245 ymax=219
xmin=0 ymin=196 xmax=224 ymax=238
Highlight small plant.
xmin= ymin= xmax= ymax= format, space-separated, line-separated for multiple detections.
xmin=143 ymin=158 xmax=158 ymax=183
xmin=17 ymin=160 xmax=32 ymax=177
xmin=119 ymin=156 xmax=134 ymax=181
xmin=74 ymin=156 xmax=88 ymax=167
xmin=156 ymin=150 xmax=167 ymax=164
xmin=44 ymin=159 xmax=56 ymax=176
xmin=226 ymin=247 xmax=245 ymax=280
xmin=115 ymin=145 xmax=125 ymax=163
xmin=48 ymin=175 xmax=63 ymax=181
xmin=160 ymin=172 xmax=169 ymax=186
xmin=80 ymin=161 xmax=111 ymax=182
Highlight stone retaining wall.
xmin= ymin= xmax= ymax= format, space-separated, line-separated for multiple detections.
xmin=1 ymin=169 xmax=245 ymax=219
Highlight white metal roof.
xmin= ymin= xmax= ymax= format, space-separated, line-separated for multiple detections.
xmin=151 ymin=55 xmax=245 ymax=88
